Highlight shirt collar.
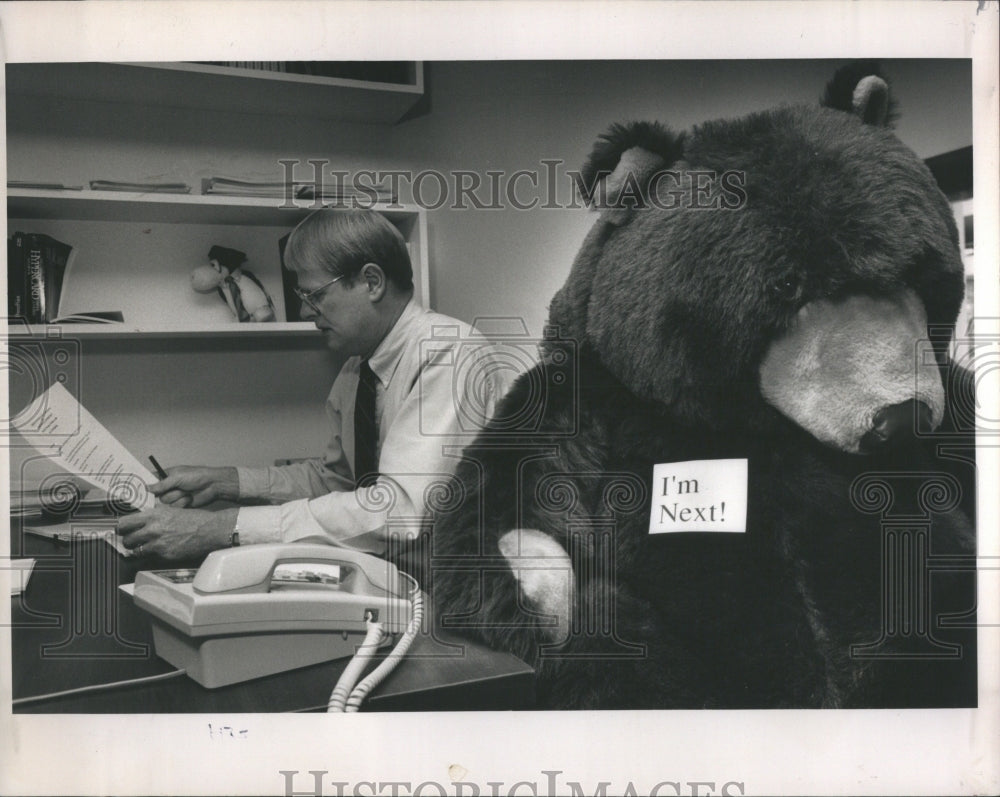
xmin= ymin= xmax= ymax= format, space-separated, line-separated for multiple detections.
xmin=366 ymin=297 xmax=421 ymax=387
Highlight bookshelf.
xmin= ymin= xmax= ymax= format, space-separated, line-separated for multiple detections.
xmin=5 ymin=62 xmax=425 ymax=124
xmin=7 ymin=189 xmax=429 ymax=338
xmin=4 ymin=60 xmax=432 ymax=472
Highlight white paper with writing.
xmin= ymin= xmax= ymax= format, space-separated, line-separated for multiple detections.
xmin=11 ymin=381 xmax=156 ymax=511
xmin=649 ymin=458 xmax=748 ymax=533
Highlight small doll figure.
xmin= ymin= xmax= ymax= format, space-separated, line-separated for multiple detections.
xmin=191 ymin=245 xmax=276 ymax=322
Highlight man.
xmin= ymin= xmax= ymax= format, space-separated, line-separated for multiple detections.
xmin=119 ymin=209 xmax=513 ymax=560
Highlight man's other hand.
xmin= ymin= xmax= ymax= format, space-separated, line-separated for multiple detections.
xmin=118 ymin=505 xmax=238 ymax=561
xmin=151 ymin=465 xmax=240 ymax=508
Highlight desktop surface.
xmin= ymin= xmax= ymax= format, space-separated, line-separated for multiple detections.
xmin=9 ymin=525 xmax=535 ymax=713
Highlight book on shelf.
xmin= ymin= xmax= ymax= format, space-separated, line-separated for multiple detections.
xmin=89 ymin=180 xmax=191 ymax=194
xmin=26 ymin=234 xmax=46 ymax=322
xmin=6 ymin=231 xmax=122 ymax=325
xmin=41 ymin=233 xmax=72 ymax=323
xmin=7 ymin=232 xmax=27 ymax=318
xmin=9 ymin=231 xmax=51 ymax=322
xmin=8 ymin=232 xmax=60 ymax=323
xmin=25 ymin=232 xmax=73 ymax=323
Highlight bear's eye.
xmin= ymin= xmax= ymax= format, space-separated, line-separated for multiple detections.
xmin=771 ymin=277 xmax=800 ymax=303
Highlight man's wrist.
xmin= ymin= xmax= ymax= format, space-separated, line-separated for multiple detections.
xmin=211 ymin=507 xmax=241 ymax=550
xmin=215 ymin=467 xmax=241 ymax=502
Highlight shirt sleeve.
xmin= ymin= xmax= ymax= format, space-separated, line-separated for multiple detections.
xmin=236 ymin=338 xmax=506 ymax=554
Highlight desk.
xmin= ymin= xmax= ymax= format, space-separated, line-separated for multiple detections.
xmin=9 ymin=526 xmax=535 ymax=713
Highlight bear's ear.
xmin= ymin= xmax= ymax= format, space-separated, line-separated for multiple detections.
xmin=820 ymin=60 xmax=897 ymax=127
xmin=575 ymin=121 xmax=685 ymax=221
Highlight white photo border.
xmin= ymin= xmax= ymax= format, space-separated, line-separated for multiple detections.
xmin=1 ymin=2 xmax=997 ymax=796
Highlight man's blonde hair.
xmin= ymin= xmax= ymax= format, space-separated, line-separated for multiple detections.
xmin=286 ymin=208 xmax=413 ymax=290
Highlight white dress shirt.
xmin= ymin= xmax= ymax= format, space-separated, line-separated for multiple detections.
xmin=234 ymin=299 xmax=515 ymax=553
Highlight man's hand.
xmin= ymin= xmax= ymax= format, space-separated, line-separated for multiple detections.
xmin=118 ymin=505 xmax=238 ymax=561
xmin=151 ymin=465 xmax=240 ymax=508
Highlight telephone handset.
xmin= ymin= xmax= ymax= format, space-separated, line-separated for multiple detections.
xmin=131 ymin=544 xmax=417 ymax=693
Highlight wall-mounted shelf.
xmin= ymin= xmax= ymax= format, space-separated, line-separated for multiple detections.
xmin=8 ymin=188 xmax=423 ymax=227
xmin=5 ymin=61 xmax=425 ymax=125
xmin=5 ymin=321 xmax=320 ymax=339
xmin=8 ymin=189 xmax=429 ymax=337
xmin=4 ymin=59 xmax=429 ymax=470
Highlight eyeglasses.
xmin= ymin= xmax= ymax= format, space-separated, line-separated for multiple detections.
xmin=293 ymin=273 xmax=346 ymax=313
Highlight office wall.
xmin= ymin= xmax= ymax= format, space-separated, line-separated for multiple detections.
xmin=411 ymin=60 xmax=973 ymax=335
xmin=5 ymin=59 xmax=972 ymax=469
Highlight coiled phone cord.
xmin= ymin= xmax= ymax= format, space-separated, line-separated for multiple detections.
xmin=326 ymin=622 xmax=385 ymax=712
xmin=327 ymin=572 xmax=423 ymax=713
xmin=344 ymin=583 xmax=424 ymax=712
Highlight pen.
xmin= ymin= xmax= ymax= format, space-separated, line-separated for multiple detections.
xmin=148 ymin=455 xmax=169 ymax=480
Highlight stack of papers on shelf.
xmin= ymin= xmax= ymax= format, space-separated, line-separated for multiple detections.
xmin=202 ymin=177 xmax=294 ymax=197
xmin=89 ymin=180 xmax=191 ymax=193
xmin=295 ymin=184 xmax=397 ymax=204
xmin=8 ymin=180 xmax=84 ymax=191
xmin=202 ymin=175 xmax=397 ymax=204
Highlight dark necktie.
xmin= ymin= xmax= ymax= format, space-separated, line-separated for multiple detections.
xmin=354 ymin=360 xmax=379 ymax=488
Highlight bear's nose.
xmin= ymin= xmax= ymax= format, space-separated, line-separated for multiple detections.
xmin=860 ymin=399 xmax=932 ymax=453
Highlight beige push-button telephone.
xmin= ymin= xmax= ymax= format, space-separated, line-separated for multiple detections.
xmin=130 ymin=544 xmax=421 ymax=709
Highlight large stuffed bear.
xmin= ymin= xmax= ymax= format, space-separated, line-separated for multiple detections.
xmin=428 ymin=63 xmax=977 ymax=709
